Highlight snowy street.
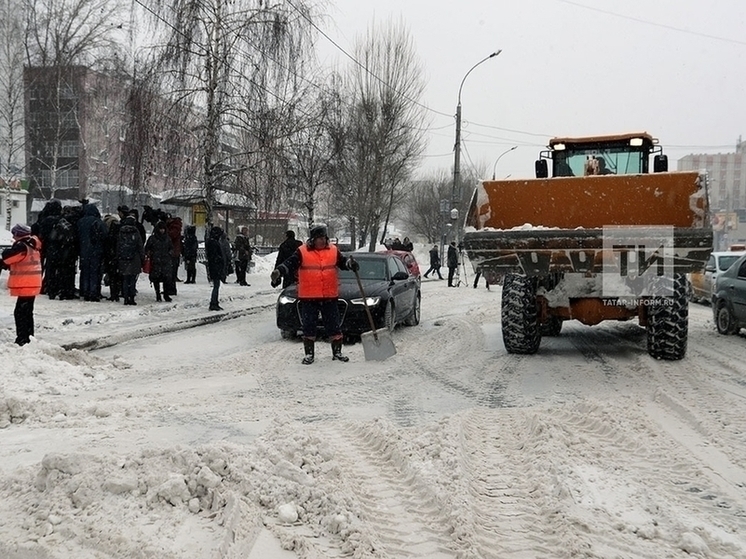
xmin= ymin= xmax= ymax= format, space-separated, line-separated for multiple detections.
xmin=1 ymin=249 xmax=746 ymax=558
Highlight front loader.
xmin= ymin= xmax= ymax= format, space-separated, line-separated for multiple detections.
xmin=463 ymin=132 xmax=712 ymax=360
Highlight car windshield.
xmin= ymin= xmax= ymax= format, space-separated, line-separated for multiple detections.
xmin=339 ymin=259 xmax=387 ymax=281
xmin=718 ymin=255 xmax=742 ymax=271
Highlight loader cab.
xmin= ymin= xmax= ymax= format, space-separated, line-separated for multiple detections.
xmin=534 ymin=132 xmax=667 ymax=179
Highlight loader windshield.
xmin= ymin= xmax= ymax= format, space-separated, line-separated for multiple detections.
xmin=553 ymin=145 xmax=648 ymax=177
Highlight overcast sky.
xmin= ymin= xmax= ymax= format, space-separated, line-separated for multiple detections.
xmin=317 ymin=0 xmax=746 ymax=180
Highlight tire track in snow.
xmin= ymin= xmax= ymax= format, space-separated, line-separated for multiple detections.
xmin=317 ymin=422 xmax=458 ymax=559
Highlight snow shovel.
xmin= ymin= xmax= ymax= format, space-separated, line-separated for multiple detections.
xmin=352 ymin=267 xmax=397 ymax=361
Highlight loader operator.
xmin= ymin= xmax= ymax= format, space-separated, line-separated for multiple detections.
xmin=270 ymin=224 xmax=359 ymax=365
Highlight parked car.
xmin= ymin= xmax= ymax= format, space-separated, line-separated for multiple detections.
xmin=712 ymin=253 xmax=746 ymax=335
xmin=689 ymin=247 xmax=746 ymax=304
xmin=276 ymin=252 xmax=421 ymax=340
xmin=377 ymin=249 xmax=421 ymax=278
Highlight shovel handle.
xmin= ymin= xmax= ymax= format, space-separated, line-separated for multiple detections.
xmin=352 ymin=267 xmax=379 ymax=342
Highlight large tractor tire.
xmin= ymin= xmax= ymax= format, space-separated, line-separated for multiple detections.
xmin=646 ymin=273 xmax=689 ymax=360
xmin=501 ymin=273 xmax=541 ymax=354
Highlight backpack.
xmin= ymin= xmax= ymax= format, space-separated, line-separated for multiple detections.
xmin=118 ymin=227 xmax=140 ymax=260
xmin=50 ymin=218 xmax=74 ymax=246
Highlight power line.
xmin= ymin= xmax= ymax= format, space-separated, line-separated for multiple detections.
xmin=556 ymin=0 xmax=746 ymax=47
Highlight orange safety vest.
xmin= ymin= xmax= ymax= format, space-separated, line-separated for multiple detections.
xmin=5 ymin=237 xmax=43 ymax=297
xmin=297 ymin=243 xmax=340 ymax=299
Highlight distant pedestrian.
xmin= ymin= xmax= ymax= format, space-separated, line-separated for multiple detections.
xmin=274 ymin=230 xmax=303 ymax=289
xmin=219 ymin=231 xmax=233 ymax=282
xmin=473 ymin=266 xmax=490 ymax=290
xmin=447 ymin=241 xmax=459 ymax=287
xmin=423 ymin=245 xmax=443 ymax=279
xmin=401 ymin=237 xmax=414 ymax=252
xmin=1 ymin=224 xmax=43 ymax=345
xmin=102 ymin=213 xmax=122 ymax=301
xmin=117 ymin=215 xmax=145 ymax=306
xmin=232 ymin=226 xmax=252 ymax=286
xmin=166 ymin=216 xmax=183 ymax=294
xmin=206 ymin=225 xmax=226 ymax=311
xmin=144 ymin=221 xmax=175 ymax=303
xmin=182 ymin=225 xmax=198 ymax=283
xmin=76 ymin=203 xmax=107 ymax=301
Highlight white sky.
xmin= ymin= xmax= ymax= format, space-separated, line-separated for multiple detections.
xmin=318 ymin=0 xmax=746 ymax=179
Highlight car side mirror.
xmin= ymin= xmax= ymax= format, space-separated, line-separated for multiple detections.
xmin=535 ymin=159 xmax=548 ymax=178
xmin=654 ymin=154 xmax=668 ymax=173
xmin=392 ymin=271 xmax=408 ymax=281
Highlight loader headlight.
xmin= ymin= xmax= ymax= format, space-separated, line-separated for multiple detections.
xmin=352 ymin=296 xmax=380 ymax=307
xmin=278 ymin=295 xmax=296 ymax=305
xmin=629 ymin=137 xmax=644 ymax=146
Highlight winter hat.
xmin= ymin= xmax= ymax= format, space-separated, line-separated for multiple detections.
xmin=309 ymin=224 xmax=327 ymax=240
xmin=11 ymin=224 xmax=31 ymax=238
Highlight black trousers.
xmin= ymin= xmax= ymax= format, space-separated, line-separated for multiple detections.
xmin=448 ymin=266 xmax=457 ymax=286
xmin=14 ymin=296 xmax=35 ymax=345
xmin=300 ymin=299 xmax=342 ymax=340
xmin=235 ymin=259 xmax=249 ymax=285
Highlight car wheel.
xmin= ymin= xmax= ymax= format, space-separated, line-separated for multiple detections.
xmin=716 ymin=302 xmax=739 ymax=335
xmin=384 ymin=301 xmax=395 ymax=333
xmin=280 ymin=329 xmax=296 ymax=340
xmin=404 ymin=292 xmax=421 ymax=326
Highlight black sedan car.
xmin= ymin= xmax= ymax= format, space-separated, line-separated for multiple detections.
xmin=276 ymin=252 xmax=421 ymax=340
xmin=712 ymin=253 xmax=746 ymax=335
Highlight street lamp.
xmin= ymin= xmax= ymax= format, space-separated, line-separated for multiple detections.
xmin=492 ymin=145 xmax=517 ymax=180
xmin=443 ymin=49 xmax=502 ymax=263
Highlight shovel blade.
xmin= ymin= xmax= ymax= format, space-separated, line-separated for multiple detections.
xmin=360 ymin=329 xmax=397 ymax=361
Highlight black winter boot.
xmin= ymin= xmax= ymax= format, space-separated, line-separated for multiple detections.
xmin=302 ymin=338 xmax=315 ymax=365
xmin=331 ymin=340 xmax=349 ymax=362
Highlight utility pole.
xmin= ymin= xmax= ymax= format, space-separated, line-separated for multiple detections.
xmin=441 ymin=50 xmax=502 ymax=264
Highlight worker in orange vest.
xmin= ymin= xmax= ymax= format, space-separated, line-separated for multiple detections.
xmin=1 ymin=224 xmax=43 ymax=345
xmin=271 ymin=224 xmax=358 ymax=364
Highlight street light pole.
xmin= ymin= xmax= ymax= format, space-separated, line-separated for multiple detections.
xmin=491 ymin=145 xmax=517 ymax=180
xmin=443 ymin=49 xmax=502 ymax=263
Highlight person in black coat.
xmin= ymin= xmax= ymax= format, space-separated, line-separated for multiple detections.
xmin=423 ymin=244 xmax=443 ymax=279
xmin=182 ymin=225 xmax=199 ymax=283
xmin=274 ymin=230 xmax=303 ymax=289
xmin=76 ymin=203 xmax=107 ymax=301
xmin=447 ymin=241 xmax=459 ymax=287
xmin=206 ymin=225 xmax=226 ymax=310
xmin=117 ymin=215 xmax=145 ymax=305
xmin=144 ymin=221 xmax=175 ymax=302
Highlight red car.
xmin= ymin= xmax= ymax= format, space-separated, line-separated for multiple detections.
xmin=377 ymin=250 xmax=421 ymax=278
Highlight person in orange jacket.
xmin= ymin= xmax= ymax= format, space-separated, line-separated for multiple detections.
xmin=270 ymin=224 xmax=358 ymax=365
xmin=1 ymin=224 xmax=43 ymax=345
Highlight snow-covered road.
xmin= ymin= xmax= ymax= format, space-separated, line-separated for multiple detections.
xmin=2 ymin=256 xmax=746 ymax=558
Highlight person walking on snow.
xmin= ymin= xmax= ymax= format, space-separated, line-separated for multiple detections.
xmin=423 ymin=244 xmax=443 ymax=279
xmin=1 ymin=224 xmax=43 ymax=345
xmin=270 ymin=224 xmax=358 ymax=365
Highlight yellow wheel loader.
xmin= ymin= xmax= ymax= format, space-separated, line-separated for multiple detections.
xmin=463 ymin=132 xmax=712 ymax=360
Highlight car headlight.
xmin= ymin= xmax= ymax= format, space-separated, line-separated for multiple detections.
xmin=351 ymin=296 xmax=381 ymax=306
xmin=278 ymin=295 xmax=296 ymax=305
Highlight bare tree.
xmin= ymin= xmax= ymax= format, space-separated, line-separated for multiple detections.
xmin=145 ymin=0 xmax=318 ymax=229
xmin=403 ymin=171 xmax=451 ymax=243
xmin=0 ymin=0 xmax=25 ymax=179
xmin=332 ymin=18 xmax=428 ymax=251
